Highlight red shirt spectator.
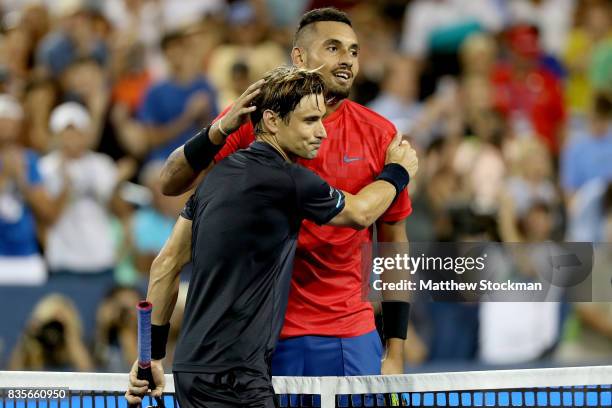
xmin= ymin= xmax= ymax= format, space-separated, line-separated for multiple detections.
xmin=491 ymin=26 xmax=566 ymax=154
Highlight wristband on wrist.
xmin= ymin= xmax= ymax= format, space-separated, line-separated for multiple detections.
xmin=376 ymin=163 xmax=410 ymax=198
xmin=183 ymin=126 xmax=223 ymax=172
xmin=381 ymin=302 xmax=410 ymax=340
xmin=151 ymin=323 xmax=170 ymax=360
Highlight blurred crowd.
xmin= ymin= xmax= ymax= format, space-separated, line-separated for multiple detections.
xmin=0 ymin=0 xmax=611 ymax=372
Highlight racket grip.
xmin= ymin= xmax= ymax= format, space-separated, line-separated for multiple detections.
xmin=128 ymin=366 xmax=164 ymax=408
xmin=137 ymin=365 xmax=156 ymax=390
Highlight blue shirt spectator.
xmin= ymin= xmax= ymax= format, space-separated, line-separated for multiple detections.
xmin=36 ymin=31 xmax=107 ymax=77
xmin=138 ymin=76 xmax=218 ymax=162
xmin=562 ymin=94 xmax=612 ymax=194
xmin=561 ymin=126 xmax=612 ymax=193
xmin=0 ymin=150 xmax=42 ymax=256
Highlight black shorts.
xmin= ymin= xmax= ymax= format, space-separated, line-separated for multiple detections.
xmin=173 ymin=371 xmax=278 ymax=408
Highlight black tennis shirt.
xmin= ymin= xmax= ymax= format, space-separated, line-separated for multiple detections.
xmin=173 ymin=141 xmax=345 ymax=397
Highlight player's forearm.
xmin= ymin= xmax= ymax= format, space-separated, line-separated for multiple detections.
xmin=341 ymin=181 xmax=396 ymax=229
xmin=160 ymin=123 xmax=225 ymax=196
xmin=147 ymin=217 xmax=192 ymax=324
xmin=160 ymin=146 xmax=199 ymax=195
xmin=147 ymin=255 xmax=182 ymax=325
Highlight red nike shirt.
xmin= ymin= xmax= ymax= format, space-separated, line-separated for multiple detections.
xmin=214 ymin=100 xmax=412 ymax=338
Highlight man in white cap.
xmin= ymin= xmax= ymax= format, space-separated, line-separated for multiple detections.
xmin=0 ymin=95 xmax=57 ymax=285
xmin=39 ymin=102 xmax=118 ymax=282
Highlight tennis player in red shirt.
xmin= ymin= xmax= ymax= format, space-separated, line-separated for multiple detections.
xmin=159 ymin=8 xmax=413 ymax=376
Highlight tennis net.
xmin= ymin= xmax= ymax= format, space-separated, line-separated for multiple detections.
xmin=0 ymin=366 xmax=610 ymax=407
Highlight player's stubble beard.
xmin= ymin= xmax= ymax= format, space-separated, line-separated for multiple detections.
xmin=324 ymin=82 xmax=350 ymax=107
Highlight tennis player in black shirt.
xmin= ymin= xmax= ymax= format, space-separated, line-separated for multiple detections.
xmin=125 ymin=66 xmax=418 ymax=408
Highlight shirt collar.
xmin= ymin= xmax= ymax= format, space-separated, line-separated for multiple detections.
xmin=249 ymin=141 xmax=288 ymax=163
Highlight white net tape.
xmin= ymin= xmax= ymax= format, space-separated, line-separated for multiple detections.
xmin=1 ymin=366 xmax=611 ymax=408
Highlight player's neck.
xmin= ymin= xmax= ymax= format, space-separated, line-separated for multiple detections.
xmin=257 ymin=134 xmax=292 ymax=163
xmin=324 ymin=96 xmax=345 ymax=116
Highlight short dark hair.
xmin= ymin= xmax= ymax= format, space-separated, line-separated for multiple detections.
xmin=293 ymin=7 xmax=352 ymax=46
xmin=160 ymin=30 xmax=185 ymax=50
xmin=594 ymin=92 xmax=612 ymax=119
xmin=251 ymin=66 xmax=326 ymax=135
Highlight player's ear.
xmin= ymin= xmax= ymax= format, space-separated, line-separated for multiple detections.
xmin=291 ymin=47 xmax=305 ymax=67
xmin=262 ymin=110 xmax=279 ymax=135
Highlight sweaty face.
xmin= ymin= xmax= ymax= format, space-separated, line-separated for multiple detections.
xmin=277 ymin=93 xmax=327 ymax=159
xmin=297 ymin=22 xmax=360 ymax=101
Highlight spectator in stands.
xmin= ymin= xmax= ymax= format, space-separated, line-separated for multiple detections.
xmin=561 ymin=93 xmax=612 ymax=200
xmin=556 ymin=187 xmax=612 ymax=363
xmin=138 ymin=29 xmax=218 ymax=162
xmin=8 ymin=294 xmax=93 ymax=371
xmin=348 ymin=3 xmax=397 ymax=105
xmin=566 ymin=179 xmax=612 ymax=242
xmin=94 ymin=286 xmax=140 ymax=372
xmin=502 ymin=0 xmax=576 ymax=57
xmin=452 ymin=78 xmax=506 ymax=215
xmin=563 ymin=0 xmax=612 ymax=119
xmin=483 ymin=186 xmax=564 ymax=365
xmin=0 ymin=94 xmax=60 ymax=285
xmin=207 ymin=0 xmax=286 ymax=108
xmin=36 ymin=1 xmax=107 ymax=78
xmin=0 ymin=12 xmax=34 ymax=94
xmin=491 ymin=25 xmax=566 ymax=155
xmin=22 ymin=76 xmax=59 ymax=153
xmin=460 ymin=33 xmax=498 ymax=79
xmin=504 ymin=138 xmax=560 ymax=219
xmin=39 ymin=102 xmax=118 ymax=279
xmin=368 ymin=56 xmax=422 ymax=138
xmin=61 ymin=58 xmax=109 ymax=142
xmin=399 ymin=0 xmax=503 ymax=97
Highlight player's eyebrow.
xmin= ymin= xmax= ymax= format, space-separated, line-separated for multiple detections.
xmin=323 ymin=38 xmax=359 ymax=51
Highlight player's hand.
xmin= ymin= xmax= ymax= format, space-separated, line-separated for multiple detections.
xmin=381 ymin=338 xmax=405 ymax=375
xmin=125 ymin=359 xmax=166 ymax=404
xmin=381 ymin=355 xmax=404 ymax=375
xmin=216 ymin=78 xmax=265 ymax=136
xmin=385 ymin=132 xmax=418 ymax=177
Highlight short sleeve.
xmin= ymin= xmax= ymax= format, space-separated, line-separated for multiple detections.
xmin=291 ymin=166 xmax=345 ymax=225
xmin=180 ymin=194 xmax=197 ymax=220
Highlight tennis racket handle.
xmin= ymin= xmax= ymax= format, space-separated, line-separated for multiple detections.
xmin=127 ymin=366 xmax=158 ymax=408
xmin=138 ymin=365 xmax=156 ymax=389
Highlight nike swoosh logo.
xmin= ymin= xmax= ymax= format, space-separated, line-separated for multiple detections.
xmin=343 ymin=155 xmax=363 ymax=163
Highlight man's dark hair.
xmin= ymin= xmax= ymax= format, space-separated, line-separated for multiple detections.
xmin=293 ymin=7 xmax=352 ymax=47
xmin=593 ymin=92 xmax=612 ymax=119
xmin=160 ymin=30 xmax=185 ymax=50
xmin=251 ymin=66 xmax=326 ymax=135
